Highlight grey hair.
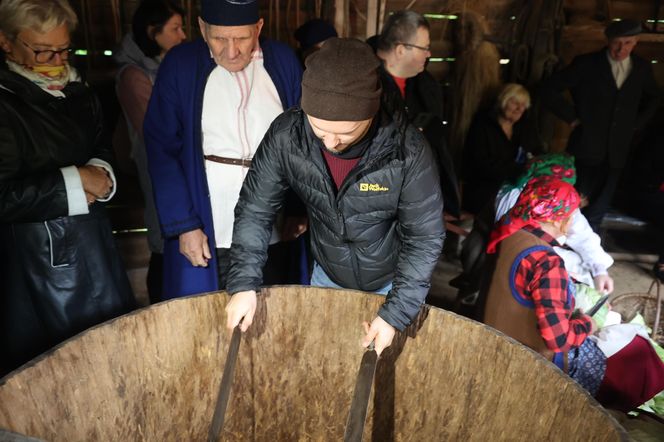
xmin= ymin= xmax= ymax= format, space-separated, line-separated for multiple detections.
xmin=497 ymin=83 xmax=531 ymax=110
xmin=0 ymin=0 xmax=78 ymax=41
xmin=377 ymin=10 xmax=429 ymax=52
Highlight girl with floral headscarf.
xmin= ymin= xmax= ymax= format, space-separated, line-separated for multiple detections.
xmin=494 ymin=153 xmax=614 ymax=293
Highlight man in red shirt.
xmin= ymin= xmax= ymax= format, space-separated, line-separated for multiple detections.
xmin=375 ymin=11 xmax=460 ymax=216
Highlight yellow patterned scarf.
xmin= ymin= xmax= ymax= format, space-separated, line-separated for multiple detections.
xmin=7 ymin=60 xmax=80 ymax=96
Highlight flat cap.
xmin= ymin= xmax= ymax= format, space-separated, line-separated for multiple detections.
xmin=605 ymin=19 xmax=642 ymax=39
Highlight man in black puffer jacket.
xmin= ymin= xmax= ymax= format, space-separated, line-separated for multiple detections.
xmin=226 ymin=38 xmax=445 ymax=355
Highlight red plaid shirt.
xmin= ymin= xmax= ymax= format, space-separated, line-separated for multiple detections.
xmin=514 ymin=225 xmax=592 ymax=352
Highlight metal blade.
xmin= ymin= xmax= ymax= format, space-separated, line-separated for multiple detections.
xmin=587 ymin=294 xmax=610 ymax=317
xmin=344 ymin=347 xmax=378 ymax=442
xmin=207 ymin=326 xmax=241 ymax=442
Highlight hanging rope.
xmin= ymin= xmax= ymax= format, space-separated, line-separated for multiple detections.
xmin=109 ymin=0 xmax=121 ymax=43
xmin=275 ymin=0 xmax=280 ymax=40
xmin=377 ymin=0 xmax=387 ymax=32
xmin=285 ymin=0 xmax=292 ymax=41
xmin=405 ymin=0 xmax=418 ymax=10
xmin=79 ymin=0 xmax=93 ymax=72
xmin=268 ymin=0 xmax=273 ymax=38
xmin=350 ymin=0 xmax=366 ymax=23
xmin=185 ymin=0 xmax=193 ymax=39
xmin=296 ymin=0 xmax=300 ymax=28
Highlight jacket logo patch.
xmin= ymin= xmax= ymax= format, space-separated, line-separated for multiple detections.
xmin=359 ymin=183 xmax=389 ymax=192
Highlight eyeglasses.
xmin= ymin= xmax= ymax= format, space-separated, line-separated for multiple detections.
xmin=18 ymin=38 xmax=73 ymax=63
xmin=398 ymin=42 xmax=431 ymax=53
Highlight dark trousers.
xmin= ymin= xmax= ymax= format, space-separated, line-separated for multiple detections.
xmin=147 ymin=252 xmax=163 ymax=304
xmin=629 ymin=190 xmax=664 ymax=264
xmin=216 ymin=242 xmax=293 ymax=290
xmin=575 ymin=161 xmax=623 ymax=232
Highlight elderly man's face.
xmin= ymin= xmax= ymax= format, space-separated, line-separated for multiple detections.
xmin=307 ymin=115 xmax=373 ymax=153
xmin=0 ymin=24 xmax=70 ymax=68
xmin=199 ymin=18 xmax=263 ymax=72
xmin=608 ymin=36 xmax=638 ymax=62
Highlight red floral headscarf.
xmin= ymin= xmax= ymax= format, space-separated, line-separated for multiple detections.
xmin=487 ymin=176 xmax=580 ymax=253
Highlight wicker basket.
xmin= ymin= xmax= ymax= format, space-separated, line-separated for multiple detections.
xmin=610 ymin=279 xmax=663 ymax=345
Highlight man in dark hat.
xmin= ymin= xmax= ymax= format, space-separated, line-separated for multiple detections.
xmin=143 ymin=0 xmax=306 ymax=299
xmin=225 ymin=38 xmax=445 ymax=355
xmin=540 ymin=19 xmax=660 ymax=231
xmin=293 ymin=18 xmax=337 ymax=64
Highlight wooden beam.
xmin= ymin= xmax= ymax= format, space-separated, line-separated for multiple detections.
xmin=378 ymin=0 xmax=387 ymax=34
xmin=563 ymin=23 xmax=664 ymax=43
xmin=608 ymin=252 xmax=658 ymax=263
xmin=366 ymin=0 xmax=378 ymax=38
xmin=334 ymin=0 xmax=346 ymax=37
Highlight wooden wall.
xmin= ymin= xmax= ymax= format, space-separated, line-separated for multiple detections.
xmin=66 ymin=0 xmax=664 ymax=84
xmin=67 ymin=0 xmax=525 ymax=82
xmin=561 ymin=0 xmax=664 ymax=86
xmin=67 ymin=0 xmax=662 ymax=157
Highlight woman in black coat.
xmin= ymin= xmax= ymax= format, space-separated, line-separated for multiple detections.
xmin=0 ymin=0 xmax=135 ymax=376
xmin=461 ymin=83 xmax=530 ymax=215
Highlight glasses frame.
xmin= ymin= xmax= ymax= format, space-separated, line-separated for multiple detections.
xmin=17 ymin=37 xmax=72 ymax=63
xmin=398 ymin=42 xmax=431 ymax=53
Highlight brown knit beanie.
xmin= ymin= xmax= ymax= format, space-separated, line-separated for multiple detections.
xmin=301 ymin=37 xmax=382 ymax=121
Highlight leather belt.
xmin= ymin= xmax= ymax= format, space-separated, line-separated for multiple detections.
xmin=204 ymin=155 xmax=252 ymax=168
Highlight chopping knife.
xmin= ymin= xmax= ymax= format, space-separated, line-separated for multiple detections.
xmin=586 ymin=294 xmax=610 ymax=317
xmin=344 ymin=342 xmax=378 ymax=442
xmin=207 ymin=326 xmax=241 ymax=442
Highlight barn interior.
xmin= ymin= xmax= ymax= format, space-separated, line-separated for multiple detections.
xmin=1 ymin=0 xmax=663 ymax=440
xmin=64 ymin=0 xmax=663 ymax=305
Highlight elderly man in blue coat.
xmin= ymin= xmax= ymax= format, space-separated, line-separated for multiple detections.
xmin=144 ymin=0 xmax=305 ymax=299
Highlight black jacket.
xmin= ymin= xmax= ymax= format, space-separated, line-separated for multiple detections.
xmin=540 ymin=49 xmax=660 ymax=168
xmin=0 ymin=67 xmax=135 ymax=374
xmin=379 ymin=65 xmax=461 ymax=216
xmin=228 ymin=108 xmax=445 ymax=330
xmin=379 ymin=66 xmax=444 ymax=123
xmin=461 ymin=110 xmax=525 ymax=214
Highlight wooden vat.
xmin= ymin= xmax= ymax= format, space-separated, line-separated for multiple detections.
xmin=0 ymin=286 xmax=627 ymax=441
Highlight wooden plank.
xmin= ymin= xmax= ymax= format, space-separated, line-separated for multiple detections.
xmin=609 ymin=252 xmax=659 ymax=264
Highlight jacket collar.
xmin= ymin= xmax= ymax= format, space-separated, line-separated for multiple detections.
xmin=596 ymin=47 xmax=637 ymax=90
xmin=302 ymin=107 xmax=402 ymax=161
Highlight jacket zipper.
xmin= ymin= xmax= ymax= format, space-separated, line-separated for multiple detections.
xmin=335 ymin=147 xmax=396 ymax=289
xmin=307 ymin=113 xmax=400 ymax=290
xmin=335 ymin=206 xmax=362 ymax=288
